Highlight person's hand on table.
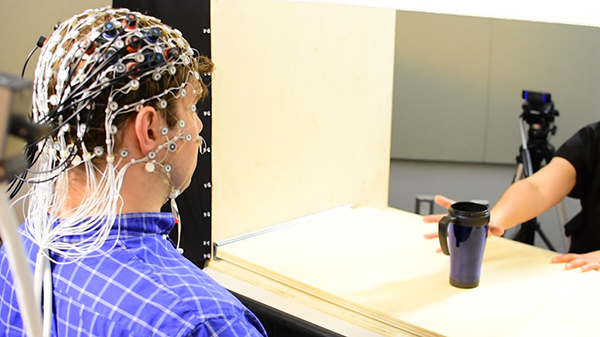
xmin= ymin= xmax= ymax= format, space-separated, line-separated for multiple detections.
xmin=422 ymin=195 xmax=504 ymax=253
xmin=551 ymin=251 xmax=600 ymax=272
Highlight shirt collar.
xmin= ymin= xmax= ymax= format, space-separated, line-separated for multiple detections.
xmin=52 ymin=213 xmax=176 ymax=242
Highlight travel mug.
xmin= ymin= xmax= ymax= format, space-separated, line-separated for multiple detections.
xmin=438 ymin=201 xmax=490 ymax=288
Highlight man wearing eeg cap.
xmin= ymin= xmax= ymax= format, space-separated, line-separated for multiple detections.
xmin=0 ymin=7 xmax=266 ymax=336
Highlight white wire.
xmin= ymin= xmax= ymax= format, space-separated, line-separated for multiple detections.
xmin=0 ymin=190 xmax=43 ymax=337
xmin=42 ymin=256 xmax=52 ymax=337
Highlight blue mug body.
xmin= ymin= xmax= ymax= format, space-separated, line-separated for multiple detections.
xmin=438 ymin=202 xmax=490 ymax=288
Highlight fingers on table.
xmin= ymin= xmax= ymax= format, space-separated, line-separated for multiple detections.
xmin=551 ymin=254 xmax=576 ymax=263
xmin=423 ymin=232 xmax=439 ymax=239
xmin=580 ymin=261 xmax=600 ymax=272
xmin=551 ymin=254 xmax=600 ymax=272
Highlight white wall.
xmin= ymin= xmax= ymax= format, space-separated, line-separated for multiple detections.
xmin=0 ymin=1 xmax=111 ymax=78
xmin=391 ymin=11 xmax=600 ymax=164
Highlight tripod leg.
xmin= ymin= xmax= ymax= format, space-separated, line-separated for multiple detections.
xmin=555 ymin=201 xmax=569 ymax=252
xmin=512 ymin=219 xmax=536 ymax=245
xmin=535 ymin=226 xmax=556 ymax=251
xmin=513 ymin=218 xmax=557 ymax=251
xmin=514 ymin=163 xmax=524 ymax=183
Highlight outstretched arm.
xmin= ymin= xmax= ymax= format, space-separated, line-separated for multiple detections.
xmin=423 ymin=156 xmax=576 ymax=254
xmin=490 ymin=156 xmax=576 ymax=232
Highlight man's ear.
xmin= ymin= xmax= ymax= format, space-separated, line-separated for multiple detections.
xmin=134 ymin=106 xmax=162 ymax=155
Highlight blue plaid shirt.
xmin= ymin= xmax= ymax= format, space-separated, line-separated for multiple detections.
xmin=0 ymin=213 xmax=267 ymax=337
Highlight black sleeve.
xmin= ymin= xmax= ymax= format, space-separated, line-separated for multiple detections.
xmin=554 ymin=121 xmax=600 ymax=199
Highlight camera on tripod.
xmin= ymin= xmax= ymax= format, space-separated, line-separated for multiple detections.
xmin=512 ymin=90 xmax=562 ymax=250
xmin=521 ymin=90 xmax=559 ymax=144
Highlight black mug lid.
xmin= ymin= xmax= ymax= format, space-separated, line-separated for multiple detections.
xmin=448 ymin=201 xmax=490 ymax=226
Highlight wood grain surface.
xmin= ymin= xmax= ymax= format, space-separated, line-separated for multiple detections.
xmin=211 ymin=206 xmax=600 ymax=337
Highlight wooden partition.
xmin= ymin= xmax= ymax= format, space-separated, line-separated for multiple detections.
xmin=211 ymin=0 xmax=397 ymax=242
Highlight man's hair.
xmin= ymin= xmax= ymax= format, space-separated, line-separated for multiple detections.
xmin=29 ymin=7 xmax=213 ymax=173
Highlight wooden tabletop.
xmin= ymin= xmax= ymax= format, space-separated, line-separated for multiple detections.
xmin=210 ymin=206 xmax=600 ymax=336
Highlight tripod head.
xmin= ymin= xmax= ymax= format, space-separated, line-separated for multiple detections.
xmin=521 ymin=90 xmax=559 ymax=144
xmin=519 ymin=90 xmax=559 ymax=173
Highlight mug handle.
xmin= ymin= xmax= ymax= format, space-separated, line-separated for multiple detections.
xmin=438 ymin=215 xmax=457 ymax=256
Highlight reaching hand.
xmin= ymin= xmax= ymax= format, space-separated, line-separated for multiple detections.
xmin=422 ymin=195 xmax=455 ymax=228
xmin=422 ymin=195 xmax=505 ymax=252
xmin=551 ymin=251 xmax=600 ymax=272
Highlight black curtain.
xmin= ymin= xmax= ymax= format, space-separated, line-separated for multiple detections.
xmin=112 ymin=0 xmax=212 ymax=268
